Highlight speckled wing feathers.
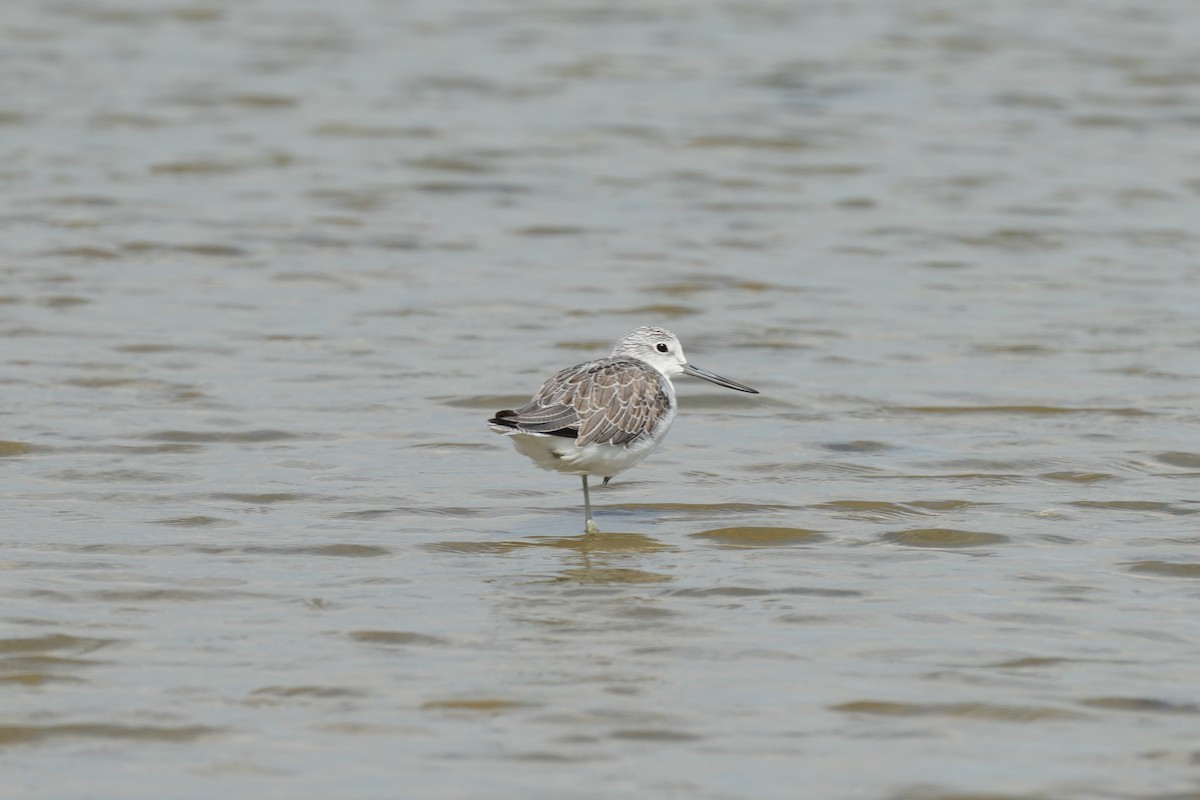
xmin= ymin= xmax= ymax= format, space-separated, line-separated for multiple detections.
xmin=505 ymin=358 xmax=670 ymax=447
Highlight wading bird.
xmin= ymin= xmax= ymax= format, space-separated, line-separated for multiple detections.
xmin=489 ymin=326 xmax=758 ymax=532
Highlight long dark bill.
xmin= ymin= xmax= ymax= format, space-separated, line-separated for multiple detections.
xmin=681 ymin=363 xmax=759 ymax=393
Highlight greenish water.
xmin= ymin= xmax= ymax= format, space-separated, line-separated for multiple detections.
xmin=3 ymin=1 xmax=1199 ymax=798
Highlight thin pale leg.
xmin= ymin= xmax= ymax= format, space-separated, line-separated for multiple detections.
xmin=581 ymin=475 xmax=598 ymax=534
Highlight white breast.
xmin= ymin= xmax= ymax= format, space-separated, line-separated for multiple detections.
xmin=504 ymin=403 xmax=676 ymax=478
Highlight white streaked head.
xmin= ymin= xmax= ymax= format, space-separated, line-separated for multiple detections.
xmin=610 ymin=326 xmax=759 ymax=393
xmin=611 ymin=326 xmax=687 ymax=376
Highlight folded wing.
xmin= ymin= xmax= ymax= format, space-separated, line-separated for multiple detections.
xmin=491 ymin=358 xmax=669 ymax=447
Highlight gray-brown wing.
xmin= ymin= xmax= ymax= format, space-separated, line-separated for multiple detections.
xmin=507 ymin=358 xmax=670 ymax=447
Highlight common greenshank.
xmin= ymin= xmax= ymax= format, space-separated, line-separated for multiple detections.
xmin=488 ymin=326 xmax=759 ymax=533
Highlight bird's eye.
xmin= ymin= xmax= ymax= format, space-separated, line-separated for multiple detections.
xmin=656 ymin=343 xmax=669 ymax=353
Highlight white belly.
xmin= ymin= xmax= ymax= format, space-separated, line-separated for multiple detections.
xmin=496 ymin=414 xmax=675 ymax=478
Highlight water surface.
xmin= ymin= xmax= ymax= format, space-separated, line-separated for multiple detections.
xmin=3 ymin=1 xmax=1200 ymax=798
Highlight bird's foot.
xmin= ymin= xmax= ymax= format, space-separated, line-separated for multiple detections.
xmin=585 ymin=518 xmax=599 ymax=534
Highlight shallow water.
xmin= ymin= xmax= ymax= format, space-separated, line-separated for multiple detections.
xmin=3 ymin=0 xmax=1200 ymax=797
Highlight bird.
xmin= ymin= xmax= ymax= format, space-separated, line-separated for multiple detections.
xmin=488 ymin=326 xmax=758 ymax=533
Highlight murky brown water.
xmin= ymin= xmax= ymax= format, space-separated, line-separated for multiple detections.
xmin=4 ymin=0 xmax=1200 ymax=797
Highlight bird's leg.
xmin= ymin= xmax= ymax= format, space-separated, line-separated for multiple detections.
xmin=602 ymin=476 xmax=612 ymax=486
xmin=581 ymin=475 xmax=598 ymax=534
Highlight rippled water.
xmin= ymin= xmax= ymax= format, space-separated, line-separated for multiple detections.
xmin=4 ymin=0 xmax=1200 ymax=797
